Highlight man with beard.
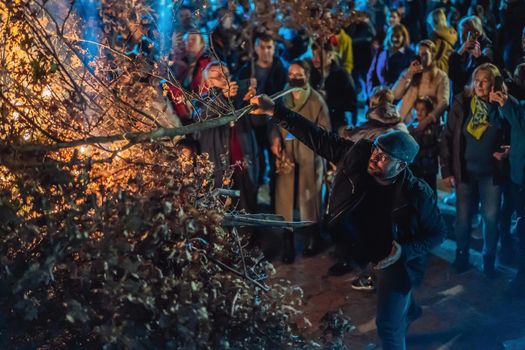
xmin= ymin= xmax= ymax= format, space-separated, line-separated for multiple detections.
xmin=249 ymin=94 xmax=446 ymax=350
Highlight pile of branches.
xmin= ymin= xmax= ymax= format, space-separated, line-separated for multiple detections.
xmin=0 ymin=1 xmax=353 ymax=348
xmin=0 ymin=141 xmax=308 ymax=348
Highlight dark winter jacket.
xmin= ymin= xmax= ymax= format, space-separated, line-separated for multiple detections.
xmin=272 ymin=103 xmax=446 ymax=286
xmin=366 ymin=47 xmax=416 ymax=97
xmin=408 ymin=121 xmax=441 ymax=176
xmin=448 ymin=36 xmax=493 ymax=96
xmin=193 ymin=89 xmax=259 ymax=188
xmin=310 ymin=60 xmax=357 ymax=131
xmin=440 ymin=91 xmax=510 ymax=184
xmin=498 ymin=96 xmax=525 ymax=186
xmin=236 ymin=58 xmax=288 ymax=96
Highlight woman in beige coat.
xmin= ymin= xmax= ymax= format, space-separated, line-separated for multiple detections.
xmin=270 ymin=60 xmax=331 ymax=262
xmin=393 ymin=39 xmax=450 ymax=125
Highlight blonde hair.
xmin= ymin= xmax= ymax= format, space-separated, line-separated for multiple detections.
xmin=411 ymin=40 xmax=438 ymax=86
xmin=427 ymin=8 xmax=447 ymax=31
xmin=458 ymin=15 xmax=484 ymax=41
xmin=466 ymin=63 xmax=504 ymax=96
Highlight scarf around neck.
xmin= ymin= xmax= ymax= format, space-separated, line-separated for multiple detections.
xmin=466 ymin=95 xmax=490 ymax=140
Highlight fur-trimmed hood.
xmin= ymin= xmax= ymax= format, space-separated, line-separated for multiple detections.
xmin=366 ymin=103 xmax=402 ymax=125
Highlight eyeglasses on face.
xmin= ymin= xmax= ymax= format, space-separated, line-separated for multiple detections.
xmin=370 ymin=145 xmax=394 ymax=163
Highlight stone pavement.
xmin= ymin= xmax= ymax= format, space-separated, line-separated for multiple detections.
xmin=273 ymin=243 xmax=525 ymax=349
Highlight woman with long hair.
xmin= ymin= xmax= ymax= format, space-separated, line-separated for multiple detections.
xmin=366 ymin=24 xmax=416 ymax=98
xmin=392 ymin=39 xmax=450 ymax=124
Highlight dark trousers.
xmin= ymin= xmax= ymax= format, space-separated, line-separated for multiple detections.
xmin=499 ymin=181 xmax=514 ymax=250
xmin=512 ymin=183 xmax=525 ymax=276
xmin=455 ymin=176 xmax=501 ymax=258
xmin=376 ymin=260 xmax=414 ymax=350
xmin=233 ymin=168 xmax=258 ymax=213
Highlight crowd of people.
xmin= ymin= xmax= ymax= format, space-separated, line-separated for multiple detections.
xmin=160 ymin=1 xmax=525 ymax=349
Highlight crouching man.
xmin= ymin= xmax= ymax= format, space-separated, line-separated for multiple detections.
xmin=250 ymin=94 xmax=446 ymax=349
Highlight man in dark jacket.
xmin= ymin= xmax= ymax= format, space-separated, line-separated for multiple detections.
xmin=250 ymin=94 xmax=446 ymax=350
xmin=236 ymin=33 xmax=288 ymax=207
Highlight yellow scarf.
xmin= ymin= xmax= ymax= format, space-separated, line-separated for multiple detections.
xmin=466 ymin=96 xmax=489 ymax=140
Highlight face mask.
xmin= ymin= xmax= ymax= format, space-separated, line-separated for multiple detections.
xmin=289 ymin=78 xmax=306 ymax=88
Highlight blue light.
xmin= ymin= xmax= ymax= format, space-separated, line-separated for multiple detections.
xmin=75 ymin=0 xmax=101 ymax=62
xmin=156 ymin=0 xmax=174 ymax=57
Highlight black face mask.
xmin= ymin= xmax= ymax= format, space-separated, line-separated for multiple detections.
xmin=288 ymin=78 xmax=306 ymax=88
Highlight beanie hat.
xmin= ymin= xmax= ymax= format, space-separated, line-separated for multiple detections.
xmin=373 ymin=130 xmax=420 ymax=163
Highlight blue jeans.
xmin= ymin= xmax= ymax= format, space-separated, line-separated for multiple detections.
xmin=455 ymin=176 xmax=501 ymax=257
xmin=376 ymin=260 xmax=413 ymax=350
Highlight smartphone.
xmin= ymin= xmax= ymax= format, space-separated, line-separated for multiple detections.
xmin=420 ymin=54 xmax=429 ymax=67
xmin=467 ymin=30 xmax=480 ymax=42
xmin=493 ymin=75 xmax=504 ymax=92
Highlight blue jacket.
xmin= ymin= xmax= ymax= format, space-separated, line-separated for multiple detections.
xmin=499 ymin=96 xmax=525 ymax=186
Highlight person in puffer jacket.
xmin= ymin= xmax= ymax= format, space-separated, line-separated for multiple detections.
xmin=341 ymin=86 xmax=408 ymax=142
xmin=427 ymin=8 xmax=458 ymax=74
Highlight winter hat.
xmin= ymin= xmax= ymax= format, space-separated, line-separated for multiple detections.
xmin=374 ymin=130 xmax=420 ymax=163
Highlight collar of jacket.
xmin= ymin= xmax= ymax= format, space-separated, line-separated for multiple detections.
xmin=390 ymin=167 xmax=412 ymax=214
xmin=284 ymin=84 xmax=311 ymax=112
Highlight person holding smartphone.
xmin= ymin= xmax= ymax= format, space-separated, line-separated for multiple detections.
xmin=489 ymin=73 xmax=525 ymax=298
xmin=440 ymin=63 xmax=510 ymax=277
xmin=392 ymin=39 xmax=450 ymax=125
xmin=448 ymin=15 xmax=494 ymax=96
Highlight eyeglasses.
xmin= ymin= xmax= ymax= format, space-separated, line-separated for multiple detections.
xmin=370 ymin=146 xmax=393 ymax=163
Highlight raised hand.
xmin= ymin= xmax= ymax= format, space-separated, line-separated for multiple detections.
xmin=249 ymin=94 xmax=275 ymax=116
xmin=489 ymin=89 xmax=508 ymax=107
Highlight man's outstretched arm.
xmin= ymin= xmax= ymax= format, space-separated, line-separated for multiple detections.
xmin=250 ymin=95 xmax=355 ymax=164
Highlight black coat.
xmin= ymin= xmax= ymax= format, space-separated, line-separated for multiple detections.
xmin=235 ymin=58 xmax=287 ymax=96
xmin=448 ymin=36 xmax=493 ymax=96
xmin=273 ymin=104 xmax=447 ymax=285
xmin=310 ymin=60 xmax=357 ymax=131
xmin=194 ymin=89 xmax=259 ymax=188
xmin=439 ymin=92 xmax=510 ymax=184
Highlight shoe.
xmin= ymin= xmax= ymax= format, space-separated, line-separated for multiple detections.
xmin=453 ymin=249 xmax=472 ymax=274
xmin=351 ymin=275 xmax=376 ymax=292
xmin=328 ymin=262 xmax=353 ymax=276
xmin=303 ymin=229 xmax=323 ymax=257
xmin=281 ymin=229 xmax=295 ymax=264
xmin=483 ymin=254 xmax=498 ymax=279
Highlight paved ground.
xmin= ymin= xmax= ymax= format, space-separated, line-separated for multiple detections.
xmin=271 ymin=238 xmax=525 ymax=350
